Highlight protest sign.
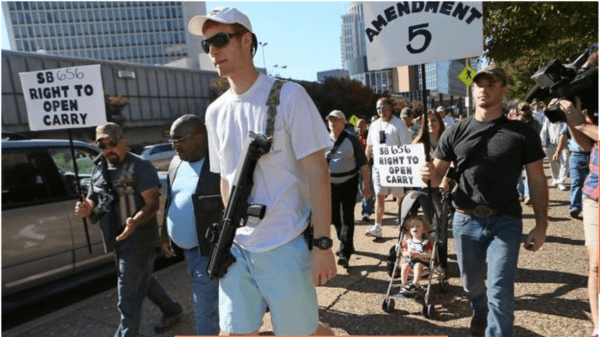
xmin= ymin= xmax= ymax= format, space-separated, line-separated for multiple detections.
xmin=364 ymin=1 xmax=483 ymax=69
xmin=19 ymin=65 xmax=107 ymax=131
xmin=376 ymin=143 xmax=426 ymax=188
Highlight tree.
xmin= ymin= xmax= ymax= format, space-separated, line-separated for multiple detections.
xmin=483 ymin=2 xmax=598 ymax=100
xmin=299 ymin=77 xmax=379 ymax=121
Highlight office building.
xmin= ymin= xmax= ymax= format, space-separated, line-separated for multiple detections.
xmin=317 ymin=69 xmax=349 ymax=82
xmin=2 ymin=1 xmax=205 ymax=68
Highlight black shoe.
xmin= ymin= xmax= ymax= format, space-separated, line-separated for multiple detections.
xmin=337 ymin=256 xmax=349 ymax=268
xmin=154 ymin=309 xmax=184 ymax=333
xmin=362 ymin=215 xmax=370 ymax=222
xmin=569 ymin=208 xmax=581 ymax=218
xmin=469 ymin=315 xmax=487 ymax=336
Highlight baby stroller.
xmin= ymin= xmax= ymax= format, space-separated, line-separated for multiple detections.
xmin=381 ymin=190 xmax=449 ymax=319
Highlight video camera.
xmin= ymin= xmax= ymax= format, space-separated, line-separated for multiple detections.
xmin=525 ymin=45 xmax=598 ymax=124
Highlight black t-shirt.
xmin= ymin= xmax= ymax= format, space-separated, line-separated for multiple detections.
xmin=435 ymin=115 xmax=545 ymax=217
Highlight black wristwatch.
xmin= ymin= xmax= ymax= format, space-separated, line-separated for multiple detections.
xmin=313 ymin=237 xmax=333 ymax=250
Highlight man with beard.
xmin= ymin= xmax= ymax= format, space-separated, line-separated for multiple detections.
xmin=75 ymin=123 xmax=183 ymax=336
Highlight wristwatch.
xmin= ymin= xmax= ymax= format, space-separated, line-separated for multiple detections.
xmin=313 ymin=237 xmax=333 ymax=250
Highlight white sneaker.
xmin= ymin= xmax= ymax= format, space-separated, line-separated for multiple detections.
xmin=365 ymin=224 xmax=382 ymax=238
xmin=557 ymin=184 xmax=568 ymax=191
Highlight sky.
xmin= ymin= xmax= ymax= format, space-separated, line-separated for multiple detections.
xmin=1 ymin=1 xmax=352 ymax=82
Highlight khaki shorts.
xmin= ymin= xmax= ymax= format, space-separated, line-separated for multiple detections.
xmin=583 ymin=196 xmax=598 ymax=246
xmin=373 ymin=167 xmax=405 ymax=199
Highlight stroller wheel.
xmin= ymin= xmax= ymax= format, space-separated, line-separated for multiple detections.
xmin=381 ymin=298 xmax=395 ymax=313
xmin=439 ymin=279 xmax=449 ymax=294
xmin=421 ymin=304 xmax=435 ymax=318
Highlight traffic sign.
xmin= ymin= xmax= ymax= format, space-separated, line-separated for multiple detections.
xmin=458 ymin=65 xmax=476 ymax=86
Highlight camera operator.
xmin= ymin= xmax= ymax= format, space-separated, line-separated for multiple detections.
xmin=548 ymin=47 xmax=598 ymax=337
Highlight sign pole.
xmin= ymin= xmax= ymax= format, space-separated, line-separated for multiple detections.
xmin=420 ymin=64 xmax=434 ymax=221
xmin=68 ymin=129 xmax=92 ymax=254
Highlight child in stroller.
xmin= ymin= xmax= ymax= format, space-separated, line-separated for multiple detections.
xmin=398 ymin=216 xmax=433 ymax=294
xmin=382 ymin=190 xmax=448 ymax=318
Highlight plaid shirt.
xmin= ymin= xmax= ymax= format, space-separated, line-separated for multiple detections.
xmin=583 ymin=143 xmax=599 ymax=201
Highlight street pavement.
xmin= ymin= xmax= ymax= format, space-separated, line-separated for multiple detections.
xmin=3 ymin=161 xmax=595 ymax=337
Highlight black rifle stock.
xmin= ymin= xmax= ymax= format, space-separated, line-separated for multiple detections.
xmin=206 ymin=131 xmax=271 ymax=279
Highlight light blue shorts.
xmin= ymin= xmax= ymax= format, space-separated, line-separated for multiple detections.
xmin=219 ymin=235 xmax=319 ymax=335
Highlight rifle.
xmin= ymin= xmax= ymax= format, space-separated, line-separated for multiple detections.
xmin=206 ymin=131 xmax=271 ymax=279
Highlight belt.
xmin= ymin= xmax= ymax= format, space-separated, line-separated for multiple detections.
xmin=330 ymin=167 xmax=359 ymax=178
xmin=456 ymin=205 xmax=499 ymax=218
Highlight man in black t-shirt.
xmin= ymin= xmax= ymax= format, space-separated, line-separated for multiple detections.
xmin=420 ymin=66 xmax=548 ymax=337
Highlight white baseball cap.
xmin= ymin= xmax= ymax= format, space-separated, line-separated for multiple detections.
xmin=326 ymin=110 xmax=346 ymax=120
xmin=188 ymin=7 xmax=253 ymax=37
xmin=436 ymin=106 xmax=445 ymax=112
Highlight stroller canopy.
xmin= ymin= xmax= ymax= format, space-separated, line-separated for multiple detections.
xmin=398 ymin=190 xmax=437 ymax=229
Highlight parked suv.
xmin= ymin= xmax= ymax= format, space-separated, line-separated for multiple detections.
xmin=2 ymin=138 xmax=168 ymax=300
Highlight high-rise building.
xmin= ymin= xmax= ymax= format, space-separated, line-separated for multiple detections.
xmin=340 ymin=2 xmax=367 ymax=76
xmin=2 ymin=1 xmax=205 ymax=68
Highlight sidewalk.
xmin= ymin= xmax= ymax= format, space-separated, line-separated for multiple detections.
xmin=4 ymin=162 xmax=595 ymax=337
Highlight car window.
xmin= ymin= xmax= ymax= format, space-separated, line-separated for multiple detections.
xmin=48 ymin=147 xmax=98 ymax=197
xmin=2 ymin=149 xmax=53 ymax=209
xmin=158 ymin=144 xmax=173 ymax=152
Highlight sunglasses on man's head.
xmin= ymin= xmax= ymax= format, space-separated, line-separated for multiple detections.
xmin=201 ymin=32 xmax=241 ymax=53
xmin=376 ymin=105 xmax=387 ymax=110
xmin=98 ymin=140 xmax=119 ymax=150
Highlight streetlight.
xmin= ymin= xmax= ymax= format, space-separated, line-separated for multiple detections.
xmin=259 ymin=42 xmax=268 ymax=72
xmin=273 ymin=64 xmax=287 ymax=78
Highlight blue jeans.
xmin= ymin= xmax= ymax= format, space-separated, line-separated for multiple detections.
xmin=569 ymin=152 xmax=590 ymax=213
xmin=453 ymin=212 xmax=523 ymax=337
xmin=360 ymin=166 xmax=374 ymax=216
xmin=115 ymin=243 xmax=182 ymax=337
xmin=183 ymin=248 xmax=220 ymax=335
xmin=517 ymin=169 xmax=529 ymax=198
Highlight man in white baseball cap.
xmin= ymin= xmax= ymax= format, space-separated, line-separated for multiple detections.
xmin=190 ymin=7 xmax=336 ymax=336
xmin=188 ymin=7 xmax=257 ymax=56
xmin=437 ymin=105 xmax=456 ymax=127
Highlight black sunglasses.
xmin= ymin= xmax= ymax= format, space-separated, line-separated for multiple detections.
xmin=98 ymin=139 xmax=119 ymax=150
xmin=201 ymin=32 xmax=241 ymax=54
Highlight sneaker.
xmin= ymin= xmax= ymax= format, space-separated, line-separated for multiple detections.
xmin=399 ymin=283 xmax=418 ymax=294
xmin=337 ymin=256 xmax=349 ymax=268
xmin=523 ymin=197 xmax=532 ymax=205
xmin=365 ymin=224 xmax=382 ymax=238
xmin=557 ymin=183 xmax=568 ymax=191
xmin=469 ymin=315 xmax=487 ymax=336
xmin=362 ymin=214 xmax=370 ymax=222
xmin=154 ymin=308 xmax=184 ymax=333
xmin=569 ymin=208 xmax=581 ymax=218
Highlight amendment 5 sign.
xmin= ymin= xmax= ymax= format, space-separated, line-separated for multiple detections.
xmin=364 ymin=1 xmax=483 ymax=69
xmin=19 ymin=65 xmax=107 ymax=131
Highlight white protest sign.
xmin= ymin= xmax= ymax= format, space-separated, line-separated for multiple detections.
xmin=364 ymin=1 xmax=483 ymax=69
xmin=376 ymin=143 xmax=426 ymax=188
xmin=19 ymin=65 xmax=107 ymax=131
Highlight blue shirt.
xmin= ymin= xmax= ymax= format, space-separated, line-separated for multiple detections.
xmin=561 ymin=124 xmax=587 ymax=153
xmin=166 ymin=158 xmax=204 ymax=249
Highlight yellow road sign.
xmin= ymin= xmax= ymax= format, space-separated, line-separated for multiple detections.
xmin=349 ymin=115 xmax=359 ymax=126
xmin=458 ymin=65 xmax=476 ymax=86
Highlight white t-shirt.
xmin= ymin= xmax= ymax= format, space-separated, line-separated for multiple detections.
xmin=366 ymin=115 xmax=411 ymax=161
xmin=205 ymin=74 xmax=330 ymax=252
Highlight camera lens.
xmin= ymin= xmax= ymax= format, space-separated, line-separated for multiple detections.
xmin=379 ymin=131 xmax=386 ymax=144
